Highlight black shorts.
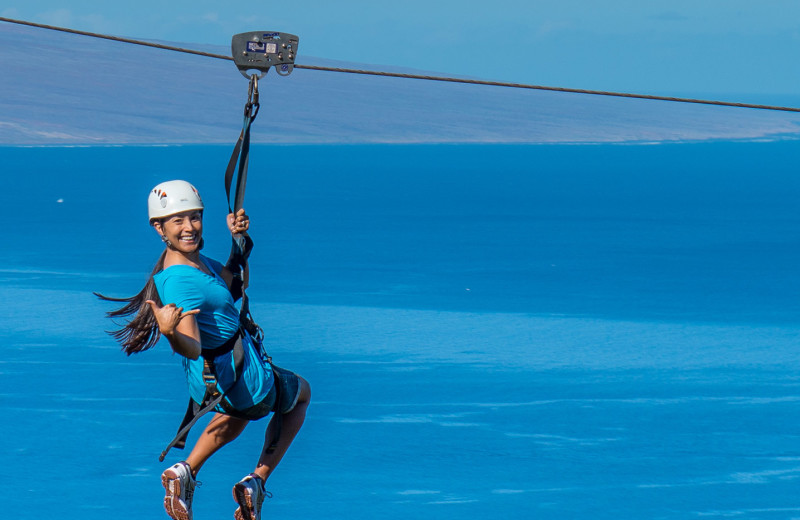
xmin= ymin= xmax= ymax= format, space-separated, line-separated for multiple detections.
xmin=224 ymin=364 xmax=302 ymax=420
xmin=270 ymin=365 xmax=302 ymax=414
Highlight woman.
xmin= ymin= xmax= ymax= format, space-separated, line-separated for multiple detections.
xmin=99 ymin=180 xmax=310 ymax=520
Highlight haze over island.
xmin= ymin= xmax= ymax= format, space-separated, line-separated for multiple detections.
xmin=2 ymin=22 xmax=800 ymax=145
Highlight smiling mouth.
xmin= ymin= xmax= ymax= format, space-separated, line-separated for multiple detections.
xmin=179 ymin=234 xmax=199 ymax=243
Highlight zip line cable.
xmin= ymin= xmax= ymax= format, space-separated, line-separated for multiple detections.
xmin=2 ymin=15 xmax=800 ymax=114
xmin=0 ymin=17 xmax=232 ymax=60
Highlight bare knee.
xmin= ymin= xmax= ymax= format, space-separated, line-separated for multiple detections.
xmin=297 ymin=376 xmax=311 ymax=405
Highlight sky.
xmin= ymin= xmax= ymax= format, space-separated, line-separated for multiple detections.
xmin=2 ymin=1 xmax=800 ymax=103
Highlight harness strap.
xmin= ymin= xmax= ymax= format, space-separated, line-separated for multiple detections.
xmin=201 ymin=329 xmax=241 ymax=359
xmin=159 ymin=332 xmax=245 ymax=462
xmin=225 ymin=75 xmax=259 ymax=321
xmin=159 ymin=393 xmax=226 ymax=462
xmin=264 ymin=366 xmax=282 ymax=455
xmin=225 ymin=74 xmax=259 ymax=212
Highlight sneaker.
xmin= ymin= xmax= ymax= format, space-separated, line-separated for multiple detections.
xmin=161 ymin=461 xmax=196 ymax=520
xmin=232 ymin=473 xmax=271 ymax=520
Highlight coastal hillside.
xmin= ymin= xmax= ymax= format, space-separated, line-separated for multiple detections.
xmin=2 ymin=22 xmax=800 ymax=144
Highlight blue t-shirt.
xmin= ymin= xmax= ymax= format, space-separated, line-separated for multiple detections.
xmin=153 ymin=255 xmax=273 ymax=409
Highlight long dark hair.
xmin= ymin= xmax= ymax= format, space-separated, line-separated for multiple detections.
xmin=95 ymin=250 xmax=167 ymax=355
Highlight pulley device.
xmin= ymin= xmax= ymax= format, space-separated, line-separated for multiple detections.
xmin=231 ymin=31 xmax=299 ymax=79
xmin=159 ymin=31 xmax=299 ymax=463
xmin=226 ymin=30 xmax=299 ymax=214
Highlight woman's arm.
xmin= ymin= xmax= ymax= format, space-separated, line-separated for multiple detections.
xmin=145 ymin=300 xmax=202 ymax=359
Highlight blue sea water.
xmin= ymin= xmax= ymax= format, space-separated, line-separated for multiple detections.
xmin=2 ymin=142 xmax=800 ymax=519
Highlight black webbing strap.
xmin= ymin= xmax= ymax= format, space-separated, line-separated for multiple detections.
xmin=225 ymin=74 xmax=259 ymax=218
xmin=159 ymin=394 xmax=226 ymax=462
xmin=224 ymin=74 xmax=260 ymax=325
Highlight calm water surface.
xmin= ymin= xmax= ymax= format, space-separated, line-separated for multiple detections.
xmin=2 ymin=142 xmax=800 ymax=519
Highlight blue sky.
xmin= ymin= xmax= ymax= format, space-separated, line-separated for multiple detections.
xmin=2 ymin=1 xmax=800 ymax=101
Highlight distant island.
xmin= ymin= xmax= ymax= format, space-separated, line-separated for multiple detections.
xmin=2 ymin=22 xmax=799 ymax=145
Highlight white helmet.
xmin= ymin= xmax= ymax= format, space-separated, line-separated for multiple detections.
xmin=148 ymin=180 xmax=204 ymax=222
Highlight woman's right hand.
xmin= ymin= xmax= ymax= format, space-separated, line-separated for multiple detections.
xmin=145 ymin=300 xmax=202 ymax=359
xmin=145 ymin=300 xmax=200 ymax=336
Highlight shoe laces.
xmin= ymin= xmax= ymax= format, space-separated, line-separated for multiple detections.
xmin=186 ymin=478 xmax=201 ymax=503
xmin=254 ymin=489 xmax=271 ymax=511
xmin=248 ymin=475 xmax=271 ymax=506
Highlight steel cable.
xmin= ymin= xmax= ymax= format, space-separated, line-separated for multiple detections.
xmin=2 ymin=16 xmax=800 ymax=114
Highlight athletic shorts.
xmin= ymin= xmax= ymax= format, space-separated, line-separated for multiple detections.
xmin=270 ymin=365 xmax=302 ymax=414
xmin=230 ymin=364 xmax=302 ymax=420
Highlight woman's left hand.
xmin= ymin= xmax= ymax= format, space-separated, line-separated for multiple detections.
xmin=228 ymin=208 xmax=250 ymax=236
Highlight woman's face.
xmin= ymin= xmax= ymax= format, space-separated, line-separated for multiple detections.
xmin=155 ymin=210 xmax=203 ymax=253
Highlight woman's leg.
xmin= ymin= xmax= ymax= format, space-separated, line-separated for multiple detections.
xmin=185 ymin=413 xmax=249 ymax=476
xmin=163 ymin=414 xmax=249 ymax=520
xmin=253 ymin=376 xmax=311 ymax=482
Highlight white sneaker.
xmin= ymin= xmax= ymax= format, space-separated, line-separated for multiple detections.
xmin=161 ymin=461 xmax=196 ymax=520
xmin=233 ymin=473 xmax=270 ymax=520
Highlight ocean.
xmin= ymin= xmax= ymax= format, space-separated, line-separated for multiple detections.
xmin=2 ymin=141 xmax=800 ymax=519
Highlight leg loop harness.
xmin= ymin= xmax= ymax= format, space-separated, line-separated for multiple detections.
xmin=158 ymin=327 xmax=282 ymax=462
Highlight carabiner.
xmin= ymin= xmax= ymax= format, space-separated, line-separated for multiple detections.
xmin=244 ymin=74 xmax=261 ymax=119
